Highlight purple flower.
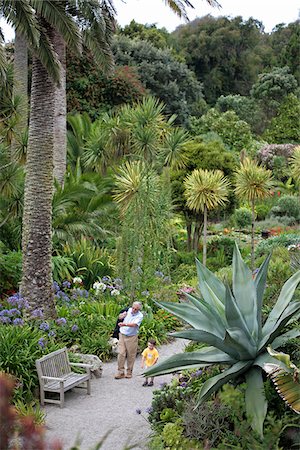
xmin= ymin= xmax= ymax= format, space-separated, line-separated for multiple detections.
xmin=56 ymin=317 xmax=67 ymax=326
xmin=0 ymin=309 xmax=9 ymax=316
xmin=13 ymin=318 xmax=24 ymax=326
xmin=31 ymin=309 xmax=44 ymax=319
xmin=135 ymin=408 xmax=142 ymax=415
xmin=39 ymin=322 xmax=50 ymax=331
xmin=62 ymin=280 xmax=71 ymax=289
xmin=53 ymin=281 xmax=60 ymax=293
xmin=48 ymin=330 xmax=56 ymax=338
xmin=38 ymin=338 xmax=47 ymax=348
xmin=71 ymin=309 xmax=80 ymax=316
xmin=180 ymin=382 xmax=187 ymax=388
xmin=0 ymin=316 xmax=11 ymax=324
xmin=195 ymin=369 xmax=203 ymax=377
xmin=7 ymin=308 xmax=21 ymax=317
xmin=102 ymin=276 xmax=111 ymax=282
xmin=71 ymin=324 xmax=79 ymax=332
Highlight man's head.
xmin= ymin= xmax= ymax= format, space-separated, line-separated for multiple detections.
xmin=131 ymin=301 xmax=142 ymax=314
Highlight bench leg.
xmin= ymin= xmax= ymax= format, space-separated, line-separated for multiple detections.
xmin=60 ymin=382 xmax=64 ymax=408
xmin=40 ymin=388 xmax=45 ymax=406
xmin=87 ymin=378 xmax=91 ymax=395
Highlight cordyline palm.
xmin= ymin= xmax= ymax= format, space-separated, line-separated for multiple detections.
xmin=289 ymin=145 xmax=300 ymax=200
xmin=146 ymin=243 xmax=300 ymax=437
xmin=235 ymin=158 xmax=273 ymax=271
xmin=184 ymin=169 xmax=230 ymax=266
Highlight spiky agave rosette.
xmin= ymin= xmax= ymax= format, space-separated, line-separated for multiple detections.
xmin=145 ymin=243 xmax=300 ymax=437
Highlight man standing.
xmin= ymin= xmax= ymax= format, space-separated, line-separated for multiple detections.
xmin=114 ymin=301 xmax=143 ymax=379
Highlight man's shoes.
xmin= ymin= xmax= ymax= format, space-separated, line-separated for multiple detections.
xmin=125 ymin=373 xmax=132 ymax=378
xmin=114 ymin=373 xmax=125 ymax=379
xmin=142 ymin=381 xmax=148 ymax=386
xmin=148 ymin=381 xmax=154 ymax=387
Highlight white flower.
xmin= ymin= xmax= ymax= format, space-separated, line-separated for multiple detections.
xmin=93 ymin=281 xmax=106 ymax=292
xmin=73 ymin=277 xmax=83 ymax=284
xmin=111 ymin=289 xmax=120 ymax=296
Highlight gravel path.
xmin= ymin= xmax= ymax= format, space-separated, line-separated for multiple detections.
xmin=45 ymin=339 xmax=188 ymax=450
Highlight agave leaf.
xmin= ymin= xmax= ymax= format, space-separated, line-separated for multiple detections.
xmin=196 ymin=258 xmax=226 ymax=304
xmin=260 ymin=302 xmax=300 ymax=351
xmin=145 ymin=348 xmax=235 ymax=377
xmin=170 ymin=329 xmax=239 ymax=360
xmin=197 ymin=360 xmax=253 ymax=404
xmin=200 ymin=280 xmax=225 ymax=317
xmin=153 ymin=300 xmax=208 ymax=329
xmin=245 ymin=367 xmax=267 ymax=438
xmin=225 ymin=328 xmax=257 ymax=360
xmin=271 ymin=329 xmax=300 ymax=350
xmin=225 ymin=284 xmax=255 ymax=345
xmin=263 ymin=269 xmax=300 ymax=337
xmin=232 ymin=243 xmax=258 ymax=340
xmin=253 ymin=352 xmax=289 ymax=371
xmin=254 ymin=253 xmax=271 ymax=337
xmin=157 ymin=298 xmax=225 ymax=338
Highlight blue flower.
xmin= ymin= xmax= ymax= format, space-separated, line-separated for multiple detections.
xmin=62 ymin=280 xmax=71 ymax=289
xmin=0 ymin=316 xmax=11 ymax=324
xmin=48 ymin=330 xmax=56 ymax=338
xmin=0 ymin=309 xmax=9 ymax=316
xmin=102 ymin=276 xmax=111 ymax=282
xmin=13 ymin=318 xmax=24 ymax=326
xmin=31 ymin=309 xmax=44 ymax=318
xmin=195 ymin=369 xmax=203 ymax=377
xmin=39 ymin=322 xmax=50 ymax=331
xmin=155 ymin=270 xmax=164 ymax=278
xmin=71 ymin=324 xmax=79 ymax=332
xmin=53 ymin=281 xmax=60 ymax=293
xmin=38 ymin=337 xmax=47 ymax=348
xmin=180 ymin=382 xmax=187 ymax=388
xmin=7 ymin=308 xmax=21 ymax=317
xmin=56 ymin=317 xmax=67 ymax=326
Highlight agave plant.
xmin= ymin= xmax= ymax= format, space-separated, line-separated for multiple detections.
xmin=146 ymin=243 xmax=300 ymax=437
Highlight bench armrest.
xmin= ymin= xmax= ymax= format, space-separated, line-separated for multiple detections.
xmin=70 ymin=363 xmax=93 ymax=369
xmin=41 ymin=376 xmax=66 ymax=382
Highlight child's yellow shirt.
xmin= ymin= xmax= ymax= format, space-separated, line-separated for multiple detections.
xmin=142 ymin=347 xmax=159 ymax=367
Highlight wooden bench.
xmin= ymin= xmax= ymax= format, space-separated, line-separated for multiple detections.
xmin=36 ymin=347 xmax=92 ymax=408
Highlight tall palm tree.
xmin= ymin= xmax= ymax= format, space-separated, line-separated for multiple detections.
xmin=19 ymin=6 xmax=81 ymax=317
xmin=234 ymin=157 xmax=274 ymax=271
xmin=184 ymin=168 xmax=230 ymax=266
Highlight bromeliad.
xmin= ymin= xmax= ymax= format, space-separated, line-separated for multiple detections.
xmin=145 ymin=243 xmax=300 ymax=437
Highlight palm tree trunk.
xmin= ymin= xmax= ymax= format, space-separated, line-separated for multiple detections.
xmin=192 ymin=214 xmax=202 ymax=253
xmin=11 ymin=31 xmax=28 ymax=157
xmin=185 ymin=212 xmax=192 ymax=252
xmin=20 ymin=44 xmax=56 ymax=318
xmin=203 ymin=205 xmax=207 ymax=267
xmin=251 ymin=200 xmax=255 ymax=272
xmin=53 ymin=30 xmax=66 ymax=184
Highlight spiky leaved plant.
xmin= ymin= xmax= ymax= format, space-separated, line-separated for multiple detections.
xmin=146 ymin=243 xmax=300 ymax=437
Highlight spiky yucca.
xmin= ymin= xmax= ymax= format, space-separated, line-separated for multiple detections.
xmin=146 ymin=244 xmax=300 ymax=437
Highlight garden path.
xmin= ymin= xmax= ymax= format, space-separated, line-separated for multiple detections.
xmin=45 ymin=339 xmax=188 ymax=450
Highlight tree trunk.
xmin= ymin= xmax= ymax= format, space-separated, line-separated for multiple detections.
xmin=192 ymin=215 xmax=202 ymax=253
xmin=185 ymin=212 xmax=192 ymax=252
xmin=251 ymin=200 xmax=255 ymax=272
xmin=11 ymin=31 xmax=28 ymax=157
xmin=53 ymin=30 xmax=66 ymax=184
xmin=203 ymin=205 xmax=207 ymax=267
xmin=20 ymin=47 xmax=56 ymax=318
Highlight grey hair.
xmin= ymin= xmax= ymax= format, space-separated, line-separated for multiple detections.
xmin=132 ymin=301 xmax=142 ymax=310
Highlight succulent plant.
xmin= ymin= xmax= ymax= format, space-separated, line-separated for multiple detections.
xmin=146 ymin=243 xmax=300 ymax=437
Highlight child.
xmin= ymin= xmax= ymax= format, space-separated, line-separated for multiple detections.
xmin=141 ymin=338 xmax=159 ymax=386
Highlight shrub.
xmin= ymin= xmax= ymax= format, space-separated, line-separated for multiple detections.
xmin=0 ymin=250 xmax=22 ymax=293
xmin=255 ymin=233 xmax=300 ymax=257
xmin=0 ymin=325 xmax=61 ymax=401
xmin=207 ymin=236 xmax=235 ymax=263
xmin=255 ymin=203 xmax=271 ymax=221
xmin=233 ymin=207 xmax=252 ymax=228
xmin=270 ymin=195 xmax=300 ymax=221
